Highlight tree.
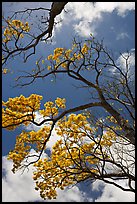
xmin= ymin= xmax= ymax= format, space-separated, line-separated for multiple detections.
xmin=2 ymin=2 xmax=135 ymax=201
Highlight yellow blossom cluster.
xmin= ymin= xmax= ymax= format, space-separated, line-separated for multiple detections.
xmin=33 ymin=137 xmax=99 ymax=200
xmin=107 ymin=115 xmax=118 ymax=123
xmin=2 ymin=95 xmax=67 ymax=174
xmin=53 ymin=48 xmax=64 ymax=60
xmin=2 ymin=95 xmax=66 ymax=130
xmin=40 ymin=97 xmax=66 ymax=118
xmin=106 ymin=115 xmax=123 ymax=132
xmin=81 ymin=43 xmax=89 ymax=54
xmin=47 ymin=48 xmax=64 ymax=64
xmin=2 ymin=94 xmax=43 ymax=130
xmin=2 ymin=68 xmax=9 ymax=74
xmin=7 ymin=125 xmax=51 ymax=173
xmin=99 ymin=130 xmax=117 ymax=147
xmin=46 ymin=42 xmax=90 ymax=70
xmin=7 ymin=133 xmax=31 ymax=173
xmin=32 ymin=113 xmax=116 ymax=200
xmin=55 ymin=97 xmax=66 ymax=108
xmin=47 ymin=48 xmax=67 ymax=69
xmin=3 ymin=19 xmax=30 ymax=43
xmin=56 ymin=113 xmax=93 ymax=141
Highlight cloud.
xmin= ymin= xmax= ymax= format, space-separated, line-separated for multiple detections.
xmin=74 ymin=21 xmax=96 ymax=37
xmin=94 ymin=2 xmax=135 ymax=17
xmin=115 ymin=2 xmax=135 ymax=16
xmin=91 ymin=138 xmax=135 ymax=202
xmin=2 ymin=152 xmax=92 ymax=202
xmin=51 ymin=186 xmax=92 ymax=202
xmin=116 ymin=32 xmax=129 ymax=40
xmin=25 ymin=111 xmax=46 ymax=131
xmin=2 ymin=153 xmax=43 ymax=202
xmin=92 ymin=180 xmax=135 ymax=202
xmin=117 ymin=51 xmax=135 ymax=68
xmin=57 ymin=2 xmax=135 ymax=37
xmin=108 ymin=49 xmax=135 ymax=80
xmin=116 ymin=49 xmax=135 ymax=77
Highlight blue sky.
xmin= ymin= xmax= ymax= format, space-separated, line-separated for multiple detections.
xmin=2 ymin=2 xmax=135 ymax=202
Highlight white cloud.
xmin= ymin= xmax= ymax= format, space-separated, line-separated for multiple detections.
xmin=91 ymin=139 xmax=135 ymax=202
xmin=118 ymin=51 xmax=135 ymax=68
xmin=46 ymin=127 xmax=60 ymax=150
xmin=2 ymin=154 xmax=43 ymax=202
xmin=59 ymin=2 xmax=135 ymax=37
xmin=2 ymin=153 xmax=91 ymax=202
xmin=95 ymin=2 xmax=135 ymax=17
xmin=116 ymin=2 xmax=135 ymax=16
xmin=116 ymin=49 xmax=135 ymax=77
xmin=111 ymin=140 xmax=135 ymax=171
xmin=25 ymin=111 xmax=46 ymax=131
xmin=92 ymin=180 xmax=135 ymax=202
xmin=116 ymin=32 xmax=129 ymax=40
xmin=51 ymin=186 xmax=91 ymax=202
xmin=108 ymin=49 xmax=135 ymax=80
xmin=74 ymin=21 xmax=96 ymax=37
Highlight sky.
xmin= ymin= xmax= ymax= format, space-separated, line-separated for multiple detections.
xmin=2 ymin=2 xmax=135 ymax=202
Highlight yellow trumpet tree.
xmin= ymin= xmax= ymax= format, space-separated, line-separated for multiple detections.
xmin=2 ymin=3 xmax=135 ymax=200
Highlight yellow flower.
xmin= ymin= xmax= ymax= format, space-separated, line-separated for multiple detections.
xmin=65 ymin=49 xmax=72 ymax=58
xmin=47 ymin=66 xmax=51 ymax=70
xmin=25 ymin=22 xmax=29 ymax=27
xmin=81 ymin=43 xmax=89 ymax=54
xmin=2 ymin=68 xmax=9 ymax=74
xmin=47 ymin=55 xmax=53 ymax=60
xmin=52 ymin=54 xmax=60 ymax=60
xmin=42 ymin=60 xmax=45 ymax=64
xmin=3 ymin=37 xmax=10 ymax=43
xmin=12 ymin=20 xmax=19 ymax=27
xmin=61 ymin=62 xmax=67 ymax=69
xmin=20 ymin=33 xmax=24 ymax=38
